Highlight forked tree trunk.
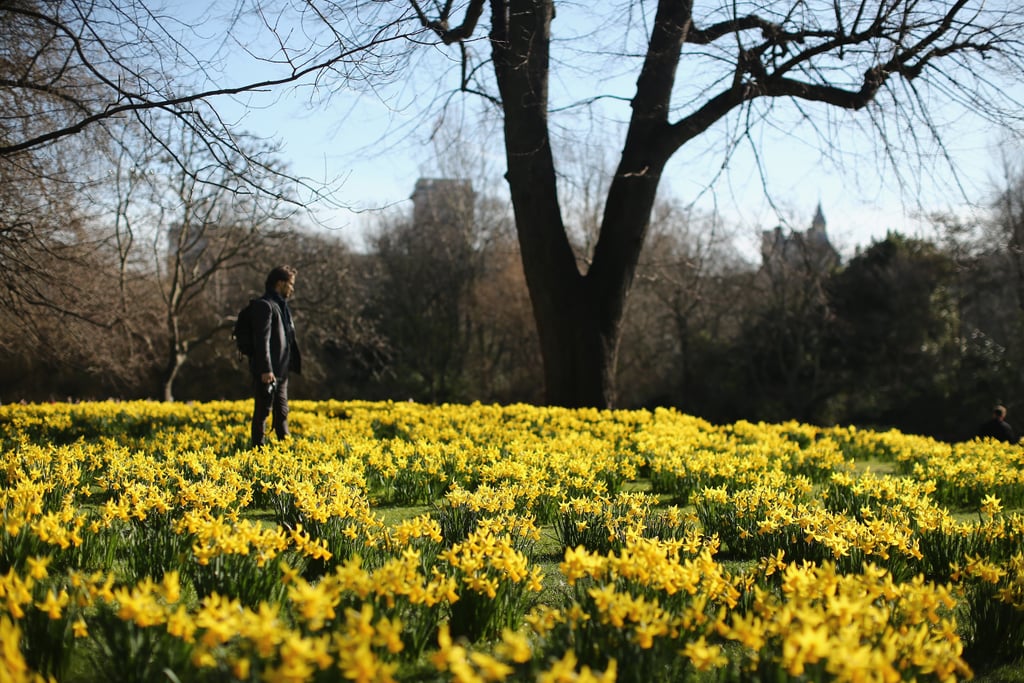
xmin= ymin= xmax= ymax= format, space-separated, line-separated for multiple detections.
xmin=515 ymin=172 xmax=665 ymax=408
xmin=427 ymin=0 xmax=997 ymax=407
xmin=527 ymin=263 xmax=616 ymax=408
xmin=491 ymin=0 xmax=682 ymax=407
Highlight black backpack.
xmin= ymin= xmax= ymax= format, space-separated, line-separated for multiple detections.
xmin=232 ymin=299 xmax=260 ymax=357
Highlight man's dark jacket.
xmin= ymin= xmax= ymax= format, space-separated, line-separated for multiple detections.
xmin=976 ymin=417 xmax=1015 ymax=443
xmin=248 ymin=294 xmax=301 ymax=379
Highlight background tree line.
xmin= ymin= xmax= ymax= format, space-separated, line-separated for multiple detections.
xmin=4 ymin=0 xmax=1024 ymax=413
xmin=5 ymin=0 xmax=1024 ymax=441
xmin=4 ymin=142 xmax=1024 ymax=444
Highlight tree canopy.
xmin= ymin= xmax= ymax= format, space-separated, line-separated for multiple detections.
xmin=4 ymin=0 xmax=1024 ymax=407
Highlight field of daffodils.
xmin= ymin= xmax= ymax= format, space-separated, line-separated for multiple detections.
xmin=1 ymin=399 xmax=1022 ymax=682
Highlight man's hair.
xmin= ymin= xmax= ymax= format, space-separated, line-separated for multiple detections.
xmin=265 ymin=265 xmax=297 ymax=292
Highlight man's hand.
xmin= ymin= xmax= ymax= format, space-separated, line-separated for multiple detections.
xmin=261 ymin=372 xmax=275 ymax=384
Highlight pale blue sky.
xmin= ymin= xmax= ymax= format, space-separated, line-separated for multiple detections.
xmin=225 ymin=82 xmax=1004 ymax=262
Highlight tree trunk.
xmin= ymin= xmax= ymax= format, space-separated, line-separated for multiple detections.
xmin=531 ymin=265 xmax=616 ymax=408
xmin=491 ymin=0 xmax=684 ymax=407
xmin=161 ymin=349 xmax=186 ymax=402
xmin=490 ymin=0 xmax=599 ymax=406
xmin=161 ymin=298 xmax=185 ymax=401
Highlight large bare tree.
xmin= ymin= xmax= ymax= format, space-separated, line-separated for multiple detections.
xmin=407 ymin=0 xmax=1024 ymax=407
xmin=6 ymin=0 xmax=1024 ymax=407
xmin=0 ymin=0 xmax=387 ymax=399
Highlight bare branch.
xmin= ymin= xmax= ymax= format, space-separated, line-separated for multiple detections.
xmin=410 ymin=0 xmax=486 ymax=44
xmin=0 ymin=32 xmax=413 ymax=156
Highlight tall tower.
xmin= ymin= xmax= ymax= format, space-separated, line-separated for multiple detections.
xmin=810 ymin=202 xmax=826 ymax=234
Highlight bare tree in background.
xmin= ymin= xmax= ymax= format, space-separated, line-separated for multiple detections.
xmin=289 ymin=231 xmax=392 ymax=401
xmin=126 ymin=124 xmax=298 ymax=401
xmin=0 ymin=0 xmax=350 ymax=399
xmin=368 ymin=179 xmax=482 ymax=401
xmin=992 ymin=155 xmax=1024 ymax=317
xmin=0 ymin=130 xmax=139 ymax=396
xmin=464 ymin=195 xmax=544 ymax=404
xmin=1 ymin=0 xmax=413 ymax=339
xmin=619 ymin=200 xmax=750 ymax=409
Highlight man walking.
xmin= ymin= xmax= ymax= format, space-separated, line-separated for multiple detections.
xmin=249 ymin=265 xmax=301 ymax=447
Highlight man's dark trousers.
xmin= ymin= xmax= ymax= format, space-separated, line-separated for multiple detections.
xmin=252 ymin=377 xmax=289 ymax=447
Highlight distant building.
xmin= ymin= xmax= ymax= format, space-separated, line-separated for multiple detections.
xmin=411 ymin=177 xmax=475 ymax=229
xmin=760 ymin=203 xmax=840 ymax=274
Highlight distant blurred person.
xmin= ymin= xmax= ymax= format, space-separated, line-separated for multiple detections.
xmin=975 ymin=404 xmax=1017 ymax=443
